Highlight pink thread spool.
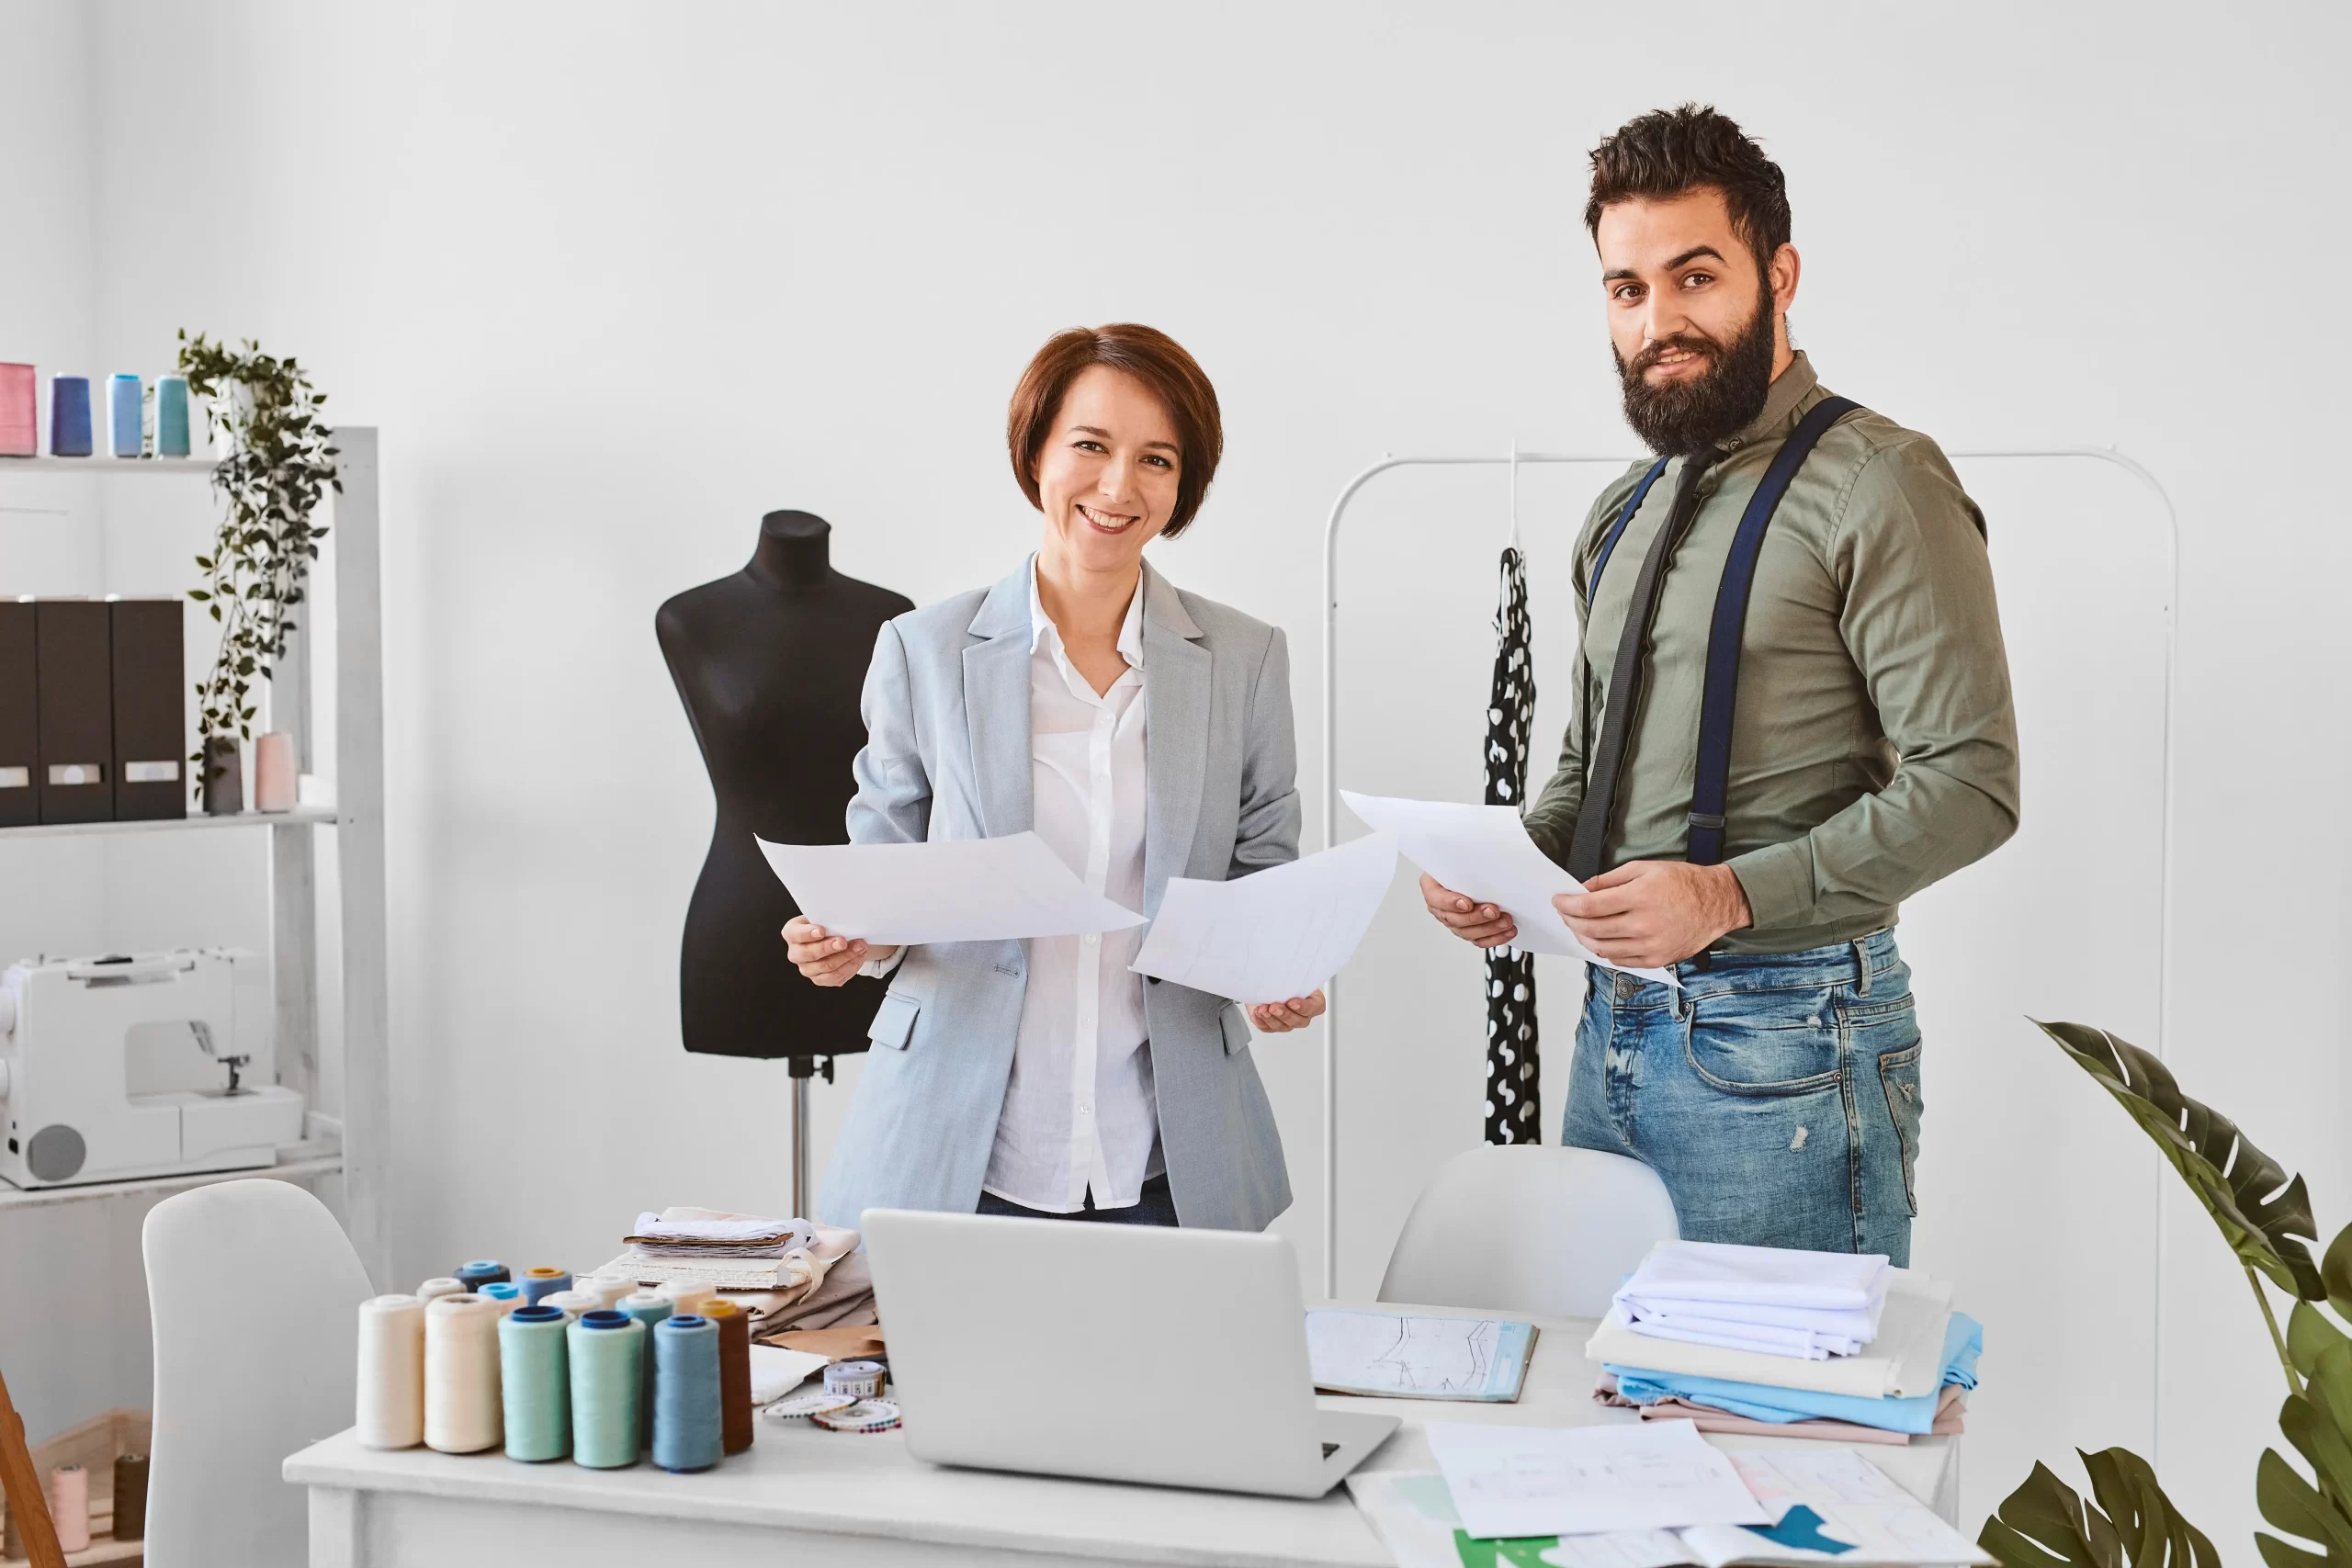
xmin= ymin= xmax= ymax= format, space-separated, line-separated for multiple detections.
xmin=49 ymin=1464 xmax=90 ymax=1552
xmin=0 ymin=364 xmax=34 ymax=457
xmin=254 ymin=731 xmax=297 ymax=812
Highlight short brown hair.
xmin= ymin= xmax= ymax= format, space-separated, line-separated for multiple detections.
xmin=1006 ymin=323 xmax=1224 ymax=539
xmin=1585 ymin=104 xmax=1791 ymax=277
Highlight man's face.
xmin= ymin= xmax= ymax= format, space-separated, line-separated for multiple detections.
xmin=1594 ymin=187 xmax=1797 ymax=455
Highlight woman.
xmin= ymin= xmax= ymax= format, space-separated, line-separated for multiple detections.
xmin=785 ymin=324 xmax=1319 ymax=1230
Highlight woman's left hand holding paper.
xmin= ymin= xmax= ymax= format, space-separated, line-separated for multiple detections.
xmin=783 ymin=915 xmax=894 ymax=987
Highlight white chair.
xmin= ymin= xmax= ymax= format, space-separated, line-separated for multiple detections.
xmin=1378 ymin=1145 xmax=1679 ymax=1319
xmin=142 ymin=1179 xmax=375 ymax=1568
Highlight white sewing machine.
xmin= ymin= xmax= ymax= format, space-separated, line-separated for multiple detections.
xmin=0 ymin=949 xmax=305 ymax=1189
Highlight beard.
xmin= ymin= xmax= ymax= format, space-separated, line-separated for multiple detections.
xmin=1614 ymin=280 xmax=1779 ymax=457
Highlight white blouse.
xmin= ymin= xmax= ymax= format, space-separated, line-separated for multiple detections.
xmin=978 ymin=562 xmax=1158 ymax=1212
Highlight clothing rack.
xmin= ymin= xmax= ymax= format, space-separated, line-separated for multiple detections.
xmin=1314 ymin=448 xmax=2181 ymax=1392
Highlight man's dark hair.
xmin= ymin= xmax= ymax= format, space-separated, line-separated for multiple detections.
xmin=1584 ymin=105 xmax=1791 ymax=275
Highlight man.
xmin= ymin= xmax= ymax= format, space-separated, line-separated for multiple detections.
xmin=1422 ymin=105 xmax=2018 ymax=1265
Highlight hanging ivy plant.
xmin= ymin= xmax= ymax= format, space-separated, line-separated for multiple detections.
xmin=175 ymin=331 xmax=340 ymax=800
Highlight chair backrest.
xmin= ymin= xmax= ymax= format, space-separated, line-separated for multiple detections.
xmin=142 ymin=1179 xmax=374 ymax=1568
xmin=1377 ymin=1145 xmax=1679 ymax=1319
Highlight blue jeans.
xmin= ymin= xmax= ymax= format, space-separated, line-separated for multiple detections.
xmin=1561 ymin=930 xmax=1922 ymax=1264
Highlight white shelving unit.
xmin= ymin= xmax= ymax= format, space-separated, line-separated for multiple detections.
xmin=0 ymin=432 xmax=390 ymax=1287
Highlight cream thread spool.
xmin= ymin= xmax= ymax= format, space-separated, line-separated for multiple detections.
xmin=583 ymin=1276 xmax=636 ymax=1310
xmin=661 ymin=1282 xmax=716 ymax=1316
xmin=416 ymin=1277 xmax=465 ymax=1304
xmin=424 ymin=1293 xmax=503 ymax=1453
xmin=540 ymin=1289 xmax=600 ymax=1320
xmin=356 ymin=1293 xmax=426 ymax=1449
xmin=49 ymin=1465 xmax=89 ymax=1553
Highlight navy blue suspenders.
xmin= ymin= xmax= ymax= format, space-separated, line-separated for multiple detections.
xmin=1583 ymin=396 xmax=1862 ymax=872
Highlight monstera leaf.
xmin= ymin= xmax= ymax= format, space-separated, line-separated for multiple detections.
xmin=2037 ymin=1021 xmax=2325 ymax=1300
xmin=1981 ymin=1449 xmax=2218 ymax=1568
xmin=2257 ymin=1236 xmax=2352 ymax=1568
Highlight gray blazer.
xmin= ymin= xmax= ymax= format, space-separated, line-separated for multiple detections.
xmin=816 ymin=558 xmax=1299 ymax=1233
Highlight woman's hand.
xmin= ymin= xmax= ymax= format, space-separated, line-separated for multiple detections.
xmin=1248 ymin=991 xmax=1327 ymax=1033
xmin=783 ymin=917 xmax=892 ymax=987
xmin=1420 ymin=873 xmax=1517 ymax=948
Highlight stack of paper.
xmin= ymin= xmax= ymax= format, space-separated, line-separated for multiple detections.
xmin=1304 ymin=1310 xmax=1535 ymax=1402
xmin=1616 ymin=1240 xmax=1891 ymax=1360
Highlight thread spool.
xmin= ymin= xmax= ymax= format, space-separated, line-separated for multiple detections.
xmin=541 ymin=1289 xmax=600 ymax=1319
xmin=499 ymin=1304 xmax=571 ymax=1461
xmin=49 ymin=1465 xmax=89 ymax=1552
xmin=700 ymin=1299 xmax=754 ymax=1455
xmin=107 ymin=374 xmax=141 ymax=457
xmin=651 ymin=1315 xmax=722 ymax=1472
xmin=153 ymin=375 xmax=190 ymax=457
xmin=619 ymin=1291 xmax=673 ymax=1450
xmin=455 ymin=1259 xmax=511 ymax=1291
xmin=477 ymin=1280 xmax=523 ymax=1314
xmin=0 ymin=364 xmax=34 ymax=457
xmin=416 ymin=1276 xmax=465 ymax=1303
xmin=48 ymin=375 xmax=91 ymax=457
xmin=424 ymin=1294 xmax=503 ymax=1453
xmin=520 ymin=1266 xmax=571 ymax=1305
xmin=254 ymin=731 xmax=296 ymax=811
xmin=356 ymin=1293 xmax=426 ymax=1449
xmin=111 ymin=1452 xmax=148 ymax=1541
xmin=661 ymin=1281 xmax=716 ymax=1316
xmin=582 ymin=1275 xmax=636 ymax=1310
xmin=567 ymin=1310 xmax=644 ymax=1470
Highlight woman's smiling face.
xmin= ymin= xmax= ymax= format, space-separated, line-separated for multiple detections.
xmin=1032 ymin=364 xmax=1182 ymax=577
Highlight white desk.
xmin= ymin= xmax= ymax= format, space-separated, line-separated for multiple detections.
xmin=288 ymin=1301 xmax=1957 ymax=1567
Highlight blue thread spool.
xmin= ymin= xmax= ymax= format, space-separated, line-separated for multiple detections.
xmin=455 ymin=1260 xmax=510 ymax=1291
xmin=49 ymin=377 xmax=91 ymax=457
xmin=617 ymin=1291 xmax=673 ymax=1450
xmin=108 ymin=375 xmax=141 ymax=457
xmin=154 ymin=376 xmax=190 ymax=457
xmin=651 ymin=1315 xmax=722 ymax=1472
xmin=520 ymin=1267 xmax=571 ymax=1306
xmin=498 ymin=1305 xmax=571 ymax=1461
xmin=477 ymin=1281 xmax=521 ymax=1310
xmin=567 ymin=1311 xmax=643 ymax=1469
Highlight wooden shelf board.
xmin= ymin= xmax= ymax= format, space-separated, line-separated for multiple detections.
xmin=0 ymin=1146 xmax=342 ymax=1213
xmin=0 ymin=807 xmax=337 ymax=841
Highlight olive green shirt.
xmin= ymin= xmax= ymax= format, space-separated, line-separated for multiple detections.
xmin=1521 ymin=352 xmax=2019 ymax=955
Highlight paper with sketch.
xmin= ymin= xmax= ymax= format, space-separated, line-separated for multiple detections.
xmin=1427 ymin=1418 xmax=1769 ymax=1540
xmin=1129 ymin=834 xmax=1396 ymax=1003
xmin=755 ymin=831 xmax=1146 ymax=946
xmin=1348 ymin=1472 xmax=1691 ymax=1568
xmin=1339 ymin=791 xmax=1676 ymax=987
xmin=1684 ymin=1448 xmax=1994 ymax=1565
xmin=1305 ymin=1309 xmax=1534 ymax=1402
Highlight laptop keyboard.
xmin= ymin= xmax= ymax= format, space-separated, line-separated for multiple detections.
xmin=1322 ymin=1442 xmax=1340 ymax=1460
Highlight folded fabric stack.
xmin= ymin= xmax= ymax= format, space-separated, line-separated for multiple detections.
xmin=626 ymin=1209 xmax=814 ymax=1259
xmin=592 ymin=1206 xmax=825 ymax=1291
xmin=1586 ymin=1240 xmax=1982 ymax=1441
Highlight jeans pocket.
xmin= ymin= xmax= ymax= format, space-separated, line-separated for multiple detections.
xmin=1681 ymin=995 xmax=1843 ymax=1095
xmin=1877 ymin=1043 xmax=1924 ymax=1215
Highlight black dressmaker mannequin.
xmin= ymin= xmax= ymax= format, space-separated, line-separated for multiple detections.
xmin=656 ymin=511 xmax=913 ymax=1217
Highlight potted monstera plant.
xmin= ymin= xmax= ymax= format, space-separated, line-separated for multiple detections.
xmin=176 ymin=333 xmax=338 ymax=813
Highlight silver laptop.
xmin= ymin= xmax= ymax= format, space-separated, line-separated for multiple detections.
xmin=862 ymin=1208 xmax=1400 ymax=1498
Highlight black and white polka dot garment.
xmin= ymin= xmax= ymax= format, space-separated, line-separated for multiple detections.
xmin=1484 ymin=547 xmax=1540 ymax=1145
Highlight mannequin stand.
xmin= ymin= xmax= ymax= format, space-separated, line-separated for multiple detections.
xmin=788 ymin=1055 xmax=833 ymax=1221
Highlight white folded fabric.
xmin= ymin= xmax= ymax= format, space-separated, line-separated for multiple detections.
xmin=1625 ymin=1314 xmax=1862 ymax=1359
xmin=1588 ymin=1267 xmax=1953 ymax=1399
xmin=1618 ymin=1292 xmax=1883 ymax=1343
xmin=627 ymin=1206 xmax=813 ymax=1258
xmin=1612 ymin=1239 xmax=1891 ymax=1359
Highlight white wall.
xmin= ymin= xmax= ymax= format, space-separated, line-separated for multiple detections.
xmin=6 ymin=0 xmax=2346 ymax=1545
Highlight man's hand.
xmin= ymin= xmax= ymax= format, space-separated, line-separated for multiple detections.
xmin=1420 ymin=874 xmax=1519 ymax=948
xmin=1555 ymin=862 xmax=1751 ymax=968
xmin=1249 ymin=991 xmax=1327 ymax=1033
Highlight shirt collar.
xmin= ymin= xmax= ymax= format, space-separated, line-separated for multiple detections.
xmin=1716 ymin=349 xmax=1820 ymax=455
xmin=1026 ymin=554 xmax=1146 ymax=670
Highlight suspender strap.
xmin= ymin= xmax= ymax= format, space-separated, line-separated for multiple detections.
xmin=1588 ymin=457 xmax=1668 ymax=602
xmin=1685 ymin=395 xmax=1861 ymax=866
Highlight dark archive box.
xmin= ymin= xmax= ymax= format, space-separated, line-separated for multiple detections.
xmin=0 ymin=599 xmax=33 ymax=828
xmin=112 ymin=597 xmax=186 ymax=820
xmin=34 ymin=598 xmax=113 ymax=824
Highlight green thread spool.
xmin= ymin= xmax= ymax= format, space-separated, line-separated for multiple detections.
xmin=498 ymin=1305 xmax=571 ymax=1461
xmin=567 ymin=1310 xmax=644 ymax=1469
xmin=617 ymin=1291 xmax=673 ymax=1450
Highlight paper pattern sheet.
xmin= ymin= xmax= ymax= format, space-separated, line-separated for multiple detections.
xmin=1306 ymin=1310 xmax=1534 ymax=1401
xmin=1340 ymin=791 xmax=1676 ymax=987
xmin=1130 ymin=833 xmax=1396 ymax=1003
xmin=755 ymin=831 xmax=1146 ymax=946
xmin=1427 ymin=1418 xmax=1770 ymax=1540
xmin=1690 ymin=1448 xmax=1994 ymax=1565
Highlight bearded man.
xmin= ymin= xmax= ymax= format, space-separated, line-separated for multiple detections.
xmin=1422 ymin=105 xmax=2018 ymax=1264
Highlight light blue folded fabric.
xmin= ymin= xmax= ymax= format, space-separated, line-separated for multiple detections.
xmin=1605 ymin=1312 xmax=1982 ymax=1434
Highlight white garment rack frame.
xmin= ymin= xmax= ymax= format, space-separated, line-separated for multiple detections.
xmin=1316 ymin=444 xmax=2179 ymax=1447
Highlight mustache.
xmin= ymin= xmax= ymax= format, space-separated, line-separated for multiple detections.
xmin=1624 ymin=333 xmax=1726 ymax=378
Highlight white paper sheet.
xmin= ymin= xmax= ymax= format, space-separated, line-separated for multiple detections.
xmin=1689 ymin=1448 xmax=1995 ymax=1564
xmin=1426 ymin=1418 xmax=1770 ymax=1540
xmin=1305 ymin=1309 xmax=1534 ymax=1401
xmin=755 ymin=831 xmax=1147 ymax=946
xmin=1127 ymin=833 xmax=1396 ymax=1003
xmin=1339 ymin=790 xmax=1677 ymax=987
xmin=1346 ymin=1472 xmax=1692 ymax=1568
